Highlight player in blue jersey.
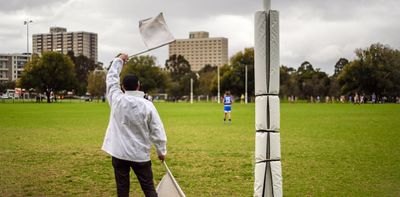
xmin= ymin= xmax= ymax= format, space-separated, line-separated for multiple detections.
xmin=222 ymin=91 xmax=233 ymax=124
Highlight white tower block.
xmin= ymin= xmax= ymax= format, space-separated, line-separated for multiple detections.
xmin=254 ymin=0 xmax=282 ymax=196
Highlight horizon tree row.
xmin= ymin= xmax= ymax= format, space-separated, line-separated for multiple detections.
xmin=12 ymin=43 xmax=400 ymax=103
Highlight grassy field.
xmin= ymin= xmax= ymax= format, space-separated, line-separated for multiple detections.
xmin=0 ymin=102 xmax=399 ymax=196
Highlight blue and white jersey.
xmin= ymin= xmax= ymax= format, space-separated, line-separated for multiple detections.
xmin=223 ymin=96 xmax=232 ymax=112
xmin=224 ymin=96 xmax=232 ymax=105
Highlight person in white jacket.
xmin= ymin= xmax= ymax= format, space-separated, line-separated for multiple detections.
xmin=102 ymin=53 xmax=167 ymax=197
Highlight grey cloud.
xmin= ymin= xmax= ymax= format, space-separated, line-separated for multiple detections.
xmin=0 ymin=0 xmax=68 ymax=12
xmin=274 ymin=0 xmax=400 ymax=73
xmin=1 ymin=0 xmax=400 ymax=74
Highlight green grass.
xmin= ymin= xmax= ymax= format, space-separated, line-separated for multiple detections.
xmin=0 ymin=102 xmax=399 ymax=196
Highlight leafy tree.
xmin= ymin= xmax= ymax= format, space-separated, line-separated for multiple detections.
xmin=334 ymin=58 xmax=349 ymax=77
xmin=0 ymin=81 xmax=16 ymax=93
xmin=295 ymin=61 xmax=316 ymax=98
xmin=338 ymin=43 xmax=400 ymax=98
xmin=197 ymin=64 xmax=217 ymax=95
xmin=216 ymin=48 xmax=254 ymax=97
xmin=19 ymin=52 xmax=77 ymax=103
xmin=310 ymin=69 xmax=330 ymax=97
xmin=165 ymin=54 xmax=197 ymax=99
xmin=165 ymin=54 xmax=192 ymax=81
xmin=87 ymin=70 xmax=106 ymax=101
xmin=280 ymin=66 xmax=298 ymax=98
xmin=327 ymin=58 xmax=349 ymax=97
xmin=67 ymin=51 xmax=97 ymax=95
xmin=122 ymin=55 xmax=168 ymax=93
xmin=293 ymin=61 xmax=330 ymax=99
xmin=211 ymin=64 xmax=230 ymax=95
xmin=328 ymin=76 xmax=340 ymax=97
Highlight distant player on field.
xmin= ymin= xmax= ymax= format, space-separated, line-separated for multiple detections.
xmin=222 ymin=91 xmax=233 ymax=124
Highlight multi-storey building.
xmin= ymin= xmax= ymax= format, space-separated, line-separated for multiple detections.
xmin=32 ymin=27 xmax=98 ymax=62
xmin=169 ymin=31 xmax=228 ymax=71
xmin=0 ymin=53 xmax=31 ymax=82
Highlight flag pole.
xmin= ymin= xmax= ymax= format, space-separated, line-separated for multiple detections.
xmin=161 ymin=161 xmax=186 ymax=197
xmin=128 ymin=40 xmax=175 ymax=59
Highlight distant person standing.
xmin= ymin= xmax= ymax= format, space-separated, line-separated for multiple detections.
xmin=340 ymin=95 xmax=345 ymax=103
xmin=102 ymin=54 xmax=167 ymax=197
xmin=223 ymin=91 xmax=233 ymax=124
xmin=372 ymin=93 xmax=376 ymax=104
xmin=325 ymin=96 xmax=330 ymax=104
xmin=354 ymin=93 xmax=360 ymax=105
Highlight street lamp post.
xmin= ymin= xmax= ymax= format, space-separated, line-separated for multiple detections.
xmin=245 ymin=65 xmax=248 ymax=104
xmin=24 ymin=20 xmax=33 ymax=54
xmin=190 ymin=78 xmax=193 ymax=104
xmin=217 ymin=66 xmax=220 ymax=103
xmin=190 ymin=73 xmax=200 ymax=104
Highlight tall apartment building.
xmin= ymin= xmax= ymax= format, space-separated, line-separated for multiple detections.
xmin=32 ymin=27 xmax=98 ymax=63
xmin=0 ymin=53 xmax=31 ymax=82
xmin=169 ymin=31 xmax=228 ymax=71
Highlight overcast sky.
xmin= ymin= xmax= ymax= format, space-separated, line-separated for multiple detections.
xmin=0 ymin=0 xmax=399 ymax=74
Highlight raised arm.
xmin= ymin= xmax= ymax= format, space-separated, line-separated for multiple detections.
xmin=106 ymin=54 xmax=128 ymax=105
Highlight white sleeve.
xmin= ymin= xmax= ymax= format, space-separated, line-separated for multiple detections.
xmin=148 ymin=104 xmax=167 ymax=155
xmin=106 ymin=58 xmax=124 ymax=105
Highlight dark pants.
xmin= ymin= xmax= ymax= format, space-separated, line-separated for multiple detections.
xmin=112 ymin=157 xmax=158 ymax=197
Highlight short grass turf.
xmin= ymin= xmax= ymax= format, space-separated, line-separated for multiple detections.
xmin=0 ymin=102 xmax=399 ymax=196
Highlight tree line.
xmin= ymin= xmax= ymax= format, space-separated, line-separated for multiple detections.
xmin=17 ymin=51 xmax=99 ymax=103
xmin=127 ymin=43 xmax=400 ymax=102
xmin=11 ymin=43 xmax=400 ymax=103
xmin=280 ymin=43 xmax=400 ymax=102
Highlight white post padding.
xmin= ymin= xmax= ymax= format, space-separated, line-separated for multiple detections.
xmin=254 ymin=3 xmax=282 ymax=196
xmin=254 ymin=11 xmax=268 ymax=95
xmin=269 ymin=10 xmax=280 ymax=94
xmin=254 ymin=161 xmax=282 ymax=197
xmin=255 ymin=132 xmax=281 ymax=162
xmin=254 ymin=11 xmax=280 ymax=95
xmin=255 ymin=96 xmax=280 ymax=131
xmin=254 ymin=162 xmax=267 ymax=196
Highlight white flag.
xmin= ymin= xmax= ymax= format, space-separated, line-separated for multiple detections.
xmin=156 ymin=162 xmax=186 ymax=197
xmin=139 ymin=12 xmax=175 ymax=50
xmin=104 ymin=12 xmax=175 ymax=70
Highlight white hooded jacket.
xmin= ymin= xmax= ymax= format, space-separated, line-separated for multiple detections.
xmin=102 ymin=58 xmax=167 ymax=162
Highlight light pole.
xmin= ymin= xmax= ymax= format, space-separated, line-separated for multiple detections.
xmin=190 ymin=78 xmax=193 ymax=104
xmin=245 ymin=64 xmax=248 ymax=104
xmin=24 ymin=19 xmax=33 ymax=54
xmin=217 ymin=66 xmax=220 ymax=103
xmin=190 ymin=73 xmax=200 ymax=104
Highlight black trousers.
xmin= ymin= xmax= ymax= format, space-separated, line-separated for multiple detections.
xmin=112 ymin=157 xmax=158 ymax=197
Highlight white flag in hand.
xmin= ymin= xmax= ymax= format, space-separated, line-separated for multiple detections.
xmin=139 ymin=13 xmax=175 ymax=50
xmin=156 ymin=162 xmax=186 ymax=197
